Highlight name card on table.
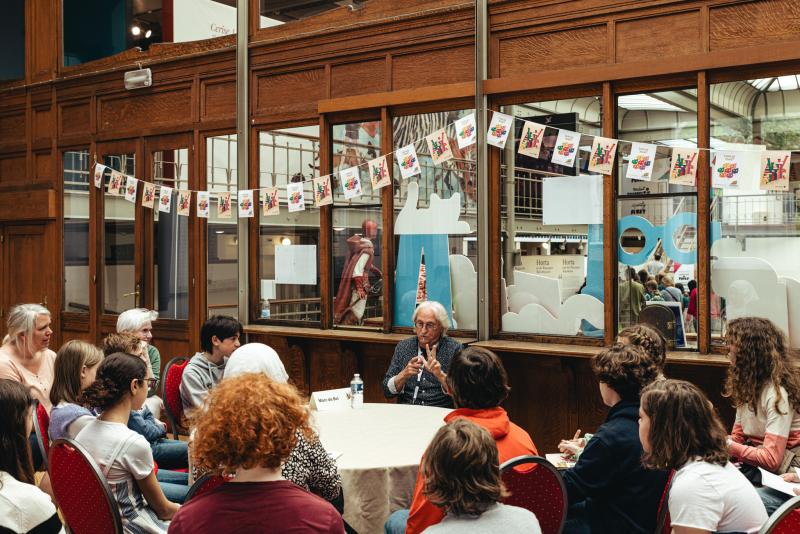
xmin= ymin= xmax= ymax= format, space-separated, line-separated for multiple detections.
xmin=310 ymin=387 xmax=352 ymax=411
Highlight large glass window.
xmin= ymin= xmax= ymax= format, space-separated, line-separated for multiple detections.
xmin=0 ymin=0 xmax=24 ymax=81
xmin=710 ymin=76 xmax=800 ymax=349
xmin=616 ymin=89 xmax=698 ymax=348
xmin=392 ymin=110 xmax=476 ymax=331
xmin=259 ymin=1 xmax=338 ymax=28
xmin=500 ymin=99 xmax=604 ymax=338
xmin=63 ymin=150 xmax=90 ymax=313
xmin=153 ymin=148 xmax=190 ymax=320
xmin=332 ymin=120 xmax=383 ymax=328
xmin=206 ymin=135 xmax=239 ymax=319
xmin=258 ymin=127 xmax=320 ymax=323
xmin=102 ymin=153 xmax=137 ymax=314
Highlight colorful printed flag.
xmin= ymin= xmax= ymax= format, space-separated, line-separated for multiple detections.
xmin=588 ymin=136 xmax=619 ymax=175
xmin=625 ymin=142 xmax=657 ymax=181
xmin=712 ymin=151 xmax=742 ymax=189
xmin=238 ymin=189 xmax=254 ymax=217
xmin=177 ymin=190 xmax=191 ymax=216
xmin=669 ymin=148 xmax=699 ymax=186
xmin=142 ymin=183 xmax=156 ymax=209
xmin=454 ymin=114 xmax=477 ymax=149
xmin=368 ymin=156 xmax=391 ymax=190
xmin=395 ymin=144 xmax=421 ymax=180
xmin=217 ymin=192 xmax=233 ymax=218
xmin=759 ymin=150 xmax=791 ymax=191
xmin=313 ymin=176 xmax=333 ymax=206
xmin=287 ymin=182 xmax=305 ymax=213
xmin=124 ymin=177 xmax=138 ymax=203
xmin=261 ymin=187 xmax=279 ymax=216
xmin=425 ymin=129 xmax=454 ymax=165
xmin=196 ymin=191 xmax=210 ymax=218
xmin=340 ymin=167 xmax=362 ymax=200
xmin=93 ymin=164 xmax=106 ymax=189
xmin=158 ymin=186 xmax=173 ymax=213
xmin=108 ymin=171 xmax=125 ymax=196
xmin=551 ymin=130 xmax=580 ymax=167
xmin=486 ymin=112 xmax=513 ymax=149
xmin=517 ymin=121 xmax=546 ymax=159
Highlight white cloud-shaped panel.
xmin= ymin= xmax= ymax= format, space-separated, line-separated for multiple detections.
xmin=502 ymin=294 xmax=604 ymax=336
xmin=395 ymin=181 xmax=472 ymax=235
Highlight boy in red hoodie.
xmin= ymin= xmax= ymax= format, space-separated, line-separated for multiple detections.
xmin=384 ymin=346 xmax=538 ymax=534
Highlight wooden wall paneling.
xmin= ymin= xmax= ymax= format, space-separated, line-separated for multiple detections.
xmin=709 ymin=0 xmax=800 ymax=51
xmin=200 ymin=78 xmax=236 ymax=121
xmin=602 ymin=82 xmax=617 ymax=345
xmin=33 ymin=150 xmax=52 ymax=185
xmin=0 ymin=190 xmax=56 ymax=221
xmin=319 ymin=82 xmax=474 ymax=115
xmin=0 ymin=153 xmax=28 ymax=186
xmin=307 ymin=339 xmax=357 ymax=393
xmin=26 ymin=0 xmax=60 ymax=83
xmin=487 ymin=101 xmax=502 ymax=337
xmin=0 ymin=111 xmax=26 ymax=150
xmin=330 ymin=59 xmax=388 ymax=99
xmin=254 ymin=68 xmax=326 ymax=121
xmin=391 ymin=45 xmax=475 ymax=91
xmin=615 ymin=10 xmax=702 ymax=64
xmin=380 ymin=107 xmax=394 ymax=333
xmin=696 ymin=71 xmax=711 ymax=354
xmin=58 ymin=100 xmax=92 ymax=140
xmin=188 ymin=129 xmax=201 ymax=354
xmin=1 ymin=224 xmax=54 ymax=318
xmin=246 ymin=333 xmax=310 ymax=394
xmin=319 ymin=114 xmax=332 ymax=329
xmin=354 ymin=341 xmax=395 ymax=403
xmin=97 ymin=86 xmax=193 ymax=135
xmin=666 ymin=362 xmax=734 ymax=429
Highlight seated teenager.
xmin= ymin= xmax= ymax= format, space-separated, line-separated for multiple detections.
xmin=387 ymin=346 xmax=538 ymax=534
xmin=561 ymin=344 xmax=668 ymax=534
xmin=640 ymin=379 xmax=767 ymax=533
xmin=723 ymin=317 xmax=800 ymax=514
xmin=76 ymin=353 xmax=179 ymax=532
xmin=560 ymin=324 xmax=669 ymax=459
xmin=103 ymin=333 xmax=189 ymax=503
xmin=420 ymin=418 xmax=542 ymax=534
xmin=180 ymin=315 xmax=242 ymax=417
xmin=223 ymin=343 xmax=342 ymax=503
xmin=168 ymin=373 xmax=345 ymax=534
xmin=0 ymin=379 xmax=64 ymax=534
xmin=49 ymin=340 xmax=103 ymax=441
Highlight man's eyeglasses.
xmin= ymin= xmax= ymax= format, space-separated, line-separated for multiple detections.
xmin=414 ymin=321 xmax=439 ymax=331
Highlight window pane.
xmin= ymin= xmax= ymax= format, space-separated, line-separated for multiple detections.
xmin=63 ymin=150 xmax=90 ymax=313
xmin=258 ymin=127 xmax=320 ymax=322
xmin=710 ymin=77 xmax=800 ymax=348
xmin=616 ymin=90 xmax=698 ymax=349
xmin=153 ymin=149 xmax=190 ymax=320
xmin=332 ymin=121 xmax=383 ymax=328
xmin=206 ymin=135 xmax=239 ymax=319
xmin=259 ymin=1 xmax=339 ymax=29
xmin=392 ymin=110 xmax=477 ymax=331
xmin=0 ymin=0 xmax=24 ymax=81
xmin=500 ymin=99 xmax=604 ymax=338
xmin=103 ymin=153 xmax=136 ymax=315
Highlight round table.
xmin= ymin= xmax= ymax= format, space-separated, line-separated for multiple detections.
xmin=313 ymin=403 xmax=451 ymax=534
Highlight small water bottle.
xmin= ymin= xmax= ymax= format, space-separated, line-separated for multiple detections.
xmin=350 ymin=373 xmax=364 ymax=409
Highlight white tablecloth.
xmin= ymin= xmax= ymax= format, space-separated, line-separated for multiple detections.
xmin=313 ymin=403 xmax=451 ymax=534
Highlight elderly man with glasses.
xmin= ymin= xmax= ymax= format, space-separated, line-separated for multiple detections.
xmin=381 ymin=301 xmax=460 ymax=408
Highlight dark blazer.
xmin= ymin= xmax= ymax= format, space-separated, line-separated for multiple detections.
xmin=381 ymin=335 xmax=460 ymax=408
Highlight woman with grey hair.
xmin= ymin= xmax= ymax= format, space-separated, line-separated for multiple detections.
xmin=118 ymin=308 xmax=163 ymax=417
xmin=382 ymin=301 xmax=460 ymax=408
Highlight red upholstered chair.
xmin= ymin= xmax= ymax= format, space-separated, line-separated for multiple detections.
xmin=760 ymin=495 xmax=800 ymax=534
xmin=500 ymin=455 xmax=567 ymax=534
xmin=185 ymin=473 xmax=228 ymax=502
xmin=654 ymin=469 xmax=675 ymax=534
xmin=161 ymin=356 xmax=189 ymax=439
xmin=32 ymin=400 xmax=50 ymax=469
xmin=48 ymin=438 xmax=123 ymax=534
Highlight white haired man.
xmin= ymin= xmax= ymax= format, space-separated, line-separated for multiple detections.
xmin=381 ymin=301 xmax=460 ymax=408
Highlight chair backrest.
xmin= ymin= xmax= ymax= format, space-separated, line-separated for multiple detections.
xmin=760 ymin=495 xmax=800 ymax=534
xmin=654 ymin=469 xmax=675 ymax=534
xmin=32 ymin=399 xmax=50 ymax=469
xmin=500 ymin=455 xmax=567 ymax=534
xmin=185 ymin=473 xmax=227 ymax=502
xmin=161 ymin=356 xmax=189 ymax=440
xmin=48 ymin=438 xmax=123 ymax=534
xmin=639 ymin=304 xmax=676 ymax=349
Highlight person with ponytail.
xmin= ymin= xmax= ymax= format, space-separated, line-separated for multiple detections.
xmin=49 ymin=340 xmax=103 ymax=441
xmin=75 ymin=353 xmax=178 ymax=533
xmin=0 ymin=379 xmax=64 ymax=533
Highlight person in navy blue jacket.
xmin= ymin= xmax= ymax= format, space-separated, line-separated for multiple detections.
xmin=561 ymin=344 xmax=669 ymax=534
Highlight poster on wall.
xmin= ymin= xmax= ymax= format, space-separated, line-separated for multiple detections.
xmin=454 ymin=114 xmax=477 ymax=149
xmin=587 ymin=136 xmax=618 ymax=175
xmin=551 ymin=130 xmax=580 ymax=168
xmin=517 ymin=121 xmax=546 ymax=159
xmin=196 ymin=191 xmax=210 ymax=218
xmin=669 ymin=147 xmax=699 ymax=186
xmin=287 ymin=182 xmax=305 ymax=212
xmin=712 ymin=150 xmax=742 ymax=189
xmin=625 ymin=142 xmax=657 ymax=181
xmin=340 ymin=167 xmax=362 ymax=200
xmin=759 ymin=150 xmax=791 ymax=191
xmin=486 ymin=112 xmax=513 ymax=148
